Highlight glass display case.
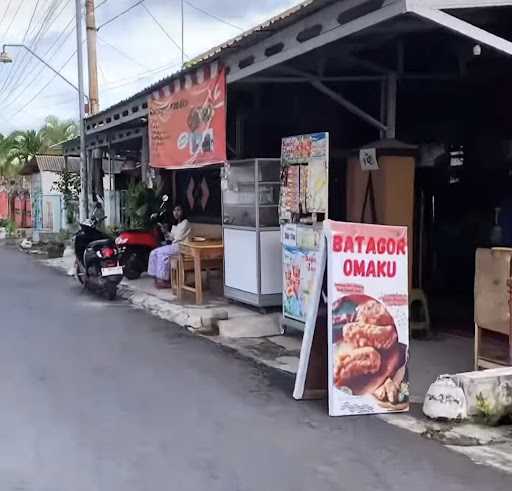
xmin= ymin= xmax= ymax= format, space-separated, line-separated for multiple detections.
xmin=222 ymin=159 xmax=282 ymax=307
xmin=222 ymin=159 xmax=280 ymax=228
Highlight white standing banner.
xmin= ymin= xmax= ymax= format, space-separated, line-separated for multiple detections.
xmin=294 ymin=220 xmax=410 ymax=416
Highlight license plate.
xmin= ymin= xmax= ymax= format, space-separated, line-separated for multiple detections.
xmin=101 ymin=266 xmax=123 ymax=277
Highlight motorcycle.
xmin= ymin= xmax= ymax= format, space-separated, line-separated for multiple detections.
xmin=74 ymin=216 xmax=124 ymax=300
xmin=115 ymin=195 xmax=169 ymax=280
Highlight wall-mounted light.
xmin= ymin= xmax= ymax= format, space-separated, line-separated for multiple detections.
xmin=473 ymin=44 xmax=482 ymax=56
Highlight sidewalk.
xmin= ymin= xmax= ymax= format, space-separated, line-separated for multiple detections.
xmin=42 ymin=251 xmax=512 ymax=474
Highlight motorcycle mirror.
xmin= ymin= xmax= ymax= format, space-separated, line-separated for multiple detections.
xmin=162 ymin=194 xmax=169 ymax=202
xmin=150 ymin=213 xmax=158 ymax=220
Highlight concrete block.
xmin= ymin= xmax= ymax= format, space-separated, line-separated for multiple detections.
xmin=218 ymin=313 xmax=282 ymax=338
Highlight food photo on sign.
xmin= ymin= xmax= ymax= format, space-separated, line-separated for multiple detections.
xmin=331 ymin=295 xmax=409 ymax=412
xmin=149 ymin=66 xmax=226 ymax=169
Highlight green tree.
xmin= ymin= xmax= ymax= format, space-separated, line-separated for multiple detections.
xmin=0 ymin=116 xmax=78 ymax=177
xmin=3 ymin=129 xmax=46 ymax=170
xmin=38 ymin=115 xmax=78 ymax=148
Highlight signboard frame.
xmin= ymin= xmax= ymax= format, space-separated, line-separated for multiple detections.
xmin=294 ymin=220 xmax=410 ymax=416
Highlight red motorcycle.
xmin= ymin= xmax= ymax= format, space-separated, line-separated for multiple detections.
xmin=115 ymin=195 xmax=169 ymax=280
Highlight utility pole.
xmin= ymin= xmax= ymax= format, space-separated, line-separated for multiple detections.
xmin=75 ymin=0 xmax=88 ymax=221
xmin=181 ymin=0 xmax=184 ymax=66
xmin=85 ymin=0 xmax=100 ymax=114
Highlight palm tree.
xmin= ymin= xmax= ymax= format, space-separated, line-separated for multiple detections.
xmin=3 ymin=130 xmax=46 ymax=171
xmin=0 ymin=133 xmax=17 ymax=177
xmin=38 ymin=115 xmax=78 ymax=149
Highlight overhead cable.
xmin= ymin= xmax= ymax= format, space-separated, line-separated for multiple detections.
xmin=97 ymin=0 xmax=146 ymax=30
xmin=141 ymin=3 xmax=188 ymax=59
xmin=184 ymin=0 xmax=244 ymax=31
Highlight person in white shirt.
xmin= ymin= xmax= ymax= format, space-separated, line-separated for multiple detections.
xmin=148 ymin=204 xmax=191 ymax=288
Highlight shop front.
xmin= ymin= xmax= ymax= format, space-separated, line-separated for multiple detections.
xmin=209 ymin=0 xmax=512 ymax=376
xmin=70 ymin=0 xmax=512 ymax=375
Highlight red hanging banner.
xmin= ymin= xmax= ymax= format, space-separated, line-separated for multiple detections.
xmin=149 ymin=66 xmax=227 ymax=169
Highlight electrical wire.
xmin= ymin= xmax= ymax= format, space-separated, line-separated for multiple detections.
xmin=1 ymin=17 xmax=76 ymax=111
xmin=96 ymin=0 xmax=110 ymax=9
xmin=0 ymin=0 xmax=45 ymax=93
xmin=23 ymin=0 xmax=43 ymax=40
xmin=2 ymin=0 xmax=27 ymax=40
xmin=184 ymin=0 xmax=244 ymax=32
xmin=96 ymin=33 xmax=150 ymax=70
xmin=7 ymin=48 xmax=77 ymax=121
xmin=141 ymin=3 xmax=187 ymax=58
xmin=43 ymin=58 xmax=183 ymax=106
xmin=97 ymin=0 xmax=146 ymax=31
xmin=0 ymin=1 xmax=74 ymax=105
xmin=0 ymin=0 xmax=14 ymax=35
xmin=0 ymin=0 xmax=67 ymax=96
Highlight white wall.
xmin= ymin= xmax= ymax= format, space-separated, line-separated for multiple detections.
xmin=40 ymin=171 xmax=61 ymax=196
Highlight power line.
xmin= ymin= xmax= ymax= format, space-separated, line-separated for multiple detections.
xmin=7 ymin=48 xmax=77 ymax=121
xmin=0 ymin=0 xmax=14 ymax=35
xmin=97 ymin=0 xmax=146 ymax=30
xmin=184 ymin=0 xmax=244 ymax=32
xmin=0 ymin=15 xmax=76 ymax=110
xmin=97 ymin=33 xmax=150 ymax=70
xmin=2 ymin=0 xmax=27 ymax=40
xmin=0 ymin=0 xmax=47 ymax=94
xmin=0 ymin=0 xmax=66 ymax=95
xmin=141 ymin=3 xmax=187 ymax=59
xmin=96 ymin=0 xmax=110 ymax=9
xmin=0 ymin=0 xmax=74 ymax=101
xmin=43 ymin=59 xmax=183 ymax=106
xmin=23 ymin=0 xmax=43 ymax=40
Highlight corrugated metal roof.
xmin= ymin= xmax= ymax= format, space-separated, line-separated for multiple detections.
xmin=86 ymin=0 xmax=336 ymax=122
xmin=184 ymin=0 xmax=329 ymax=67
xmin=20 ymin=155 xmax=80 ymax=175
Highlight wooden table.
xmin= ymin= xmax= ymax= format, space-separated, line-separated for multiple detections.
xmin=179 ymin=239 xmax=224 ymax=305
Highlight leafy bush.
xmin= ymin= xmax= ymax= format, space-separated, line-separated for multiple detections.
xmin=0 ymin=219 xmax=16 ymax=237
xmin=53 ymin=170 xmax=81 ymax=225
xmin=125 ymin=182 xmax=158 ymax=229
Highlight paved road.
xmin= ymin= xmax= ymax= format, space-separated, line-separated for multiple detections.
xmin=0 ymin=246 xmax=510 ymax=491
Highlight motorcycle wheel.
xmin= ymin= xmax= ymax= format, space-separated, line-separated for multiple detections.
xmin=76 ymin=262 xmax=85 ymax=286
xmin=123 ymin=252 xmax=143 ymax=280
xmin=105 ymin=283 xmax=117 ymax=301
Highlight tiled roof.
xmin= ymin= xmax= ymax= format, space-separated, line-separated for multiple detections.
xmin=19 ymin=155 xmax=80 ymax=175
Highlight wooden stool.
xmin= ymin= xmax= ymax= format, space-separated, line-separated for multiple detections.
xmin=170 ymin=256 xmax=181 ymax=296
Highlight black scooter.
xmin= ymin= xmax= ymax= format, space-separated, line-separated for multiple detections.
xmin=74 ymin=216 xmax=124 ymax=300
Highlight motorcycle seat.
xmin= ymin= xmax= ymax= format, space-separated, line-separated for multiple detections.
xmin=87 ymin=239 xmax=115 ymax=250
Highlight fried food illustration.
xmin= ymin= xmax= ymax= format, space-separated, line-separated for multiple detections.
xmin=374 ymin=378 xmax=400 ymax=404
xmin=343 ymin=322 xmax=398 ymax=351
xmin=334 ymin=347 xmax=381 ymax=388
xmin=356 ymin=299 xmax=388 ymax=324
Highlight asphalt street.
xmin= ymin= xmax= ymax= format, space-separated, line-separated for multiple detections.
xmin=0 ymin=245 xmax=510 ymax=491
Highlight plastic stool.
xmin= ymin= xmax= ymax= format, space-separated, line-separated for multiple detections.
xmin=409 ymin=288 xmax=431 ymax=336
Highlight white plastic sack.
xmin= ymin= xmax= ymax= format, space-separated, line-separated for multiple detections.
xmin=423 ymin=375 xmax=467 ymax=421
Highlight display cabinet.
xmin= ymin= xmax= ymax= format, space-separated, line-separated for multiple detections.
xmin=222 ymin=159 xmax=282 ymax=307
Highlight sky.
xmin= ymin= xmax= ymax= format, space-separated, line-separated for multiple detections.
xmin=0 ymin=0 xmax=303 ymax=134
